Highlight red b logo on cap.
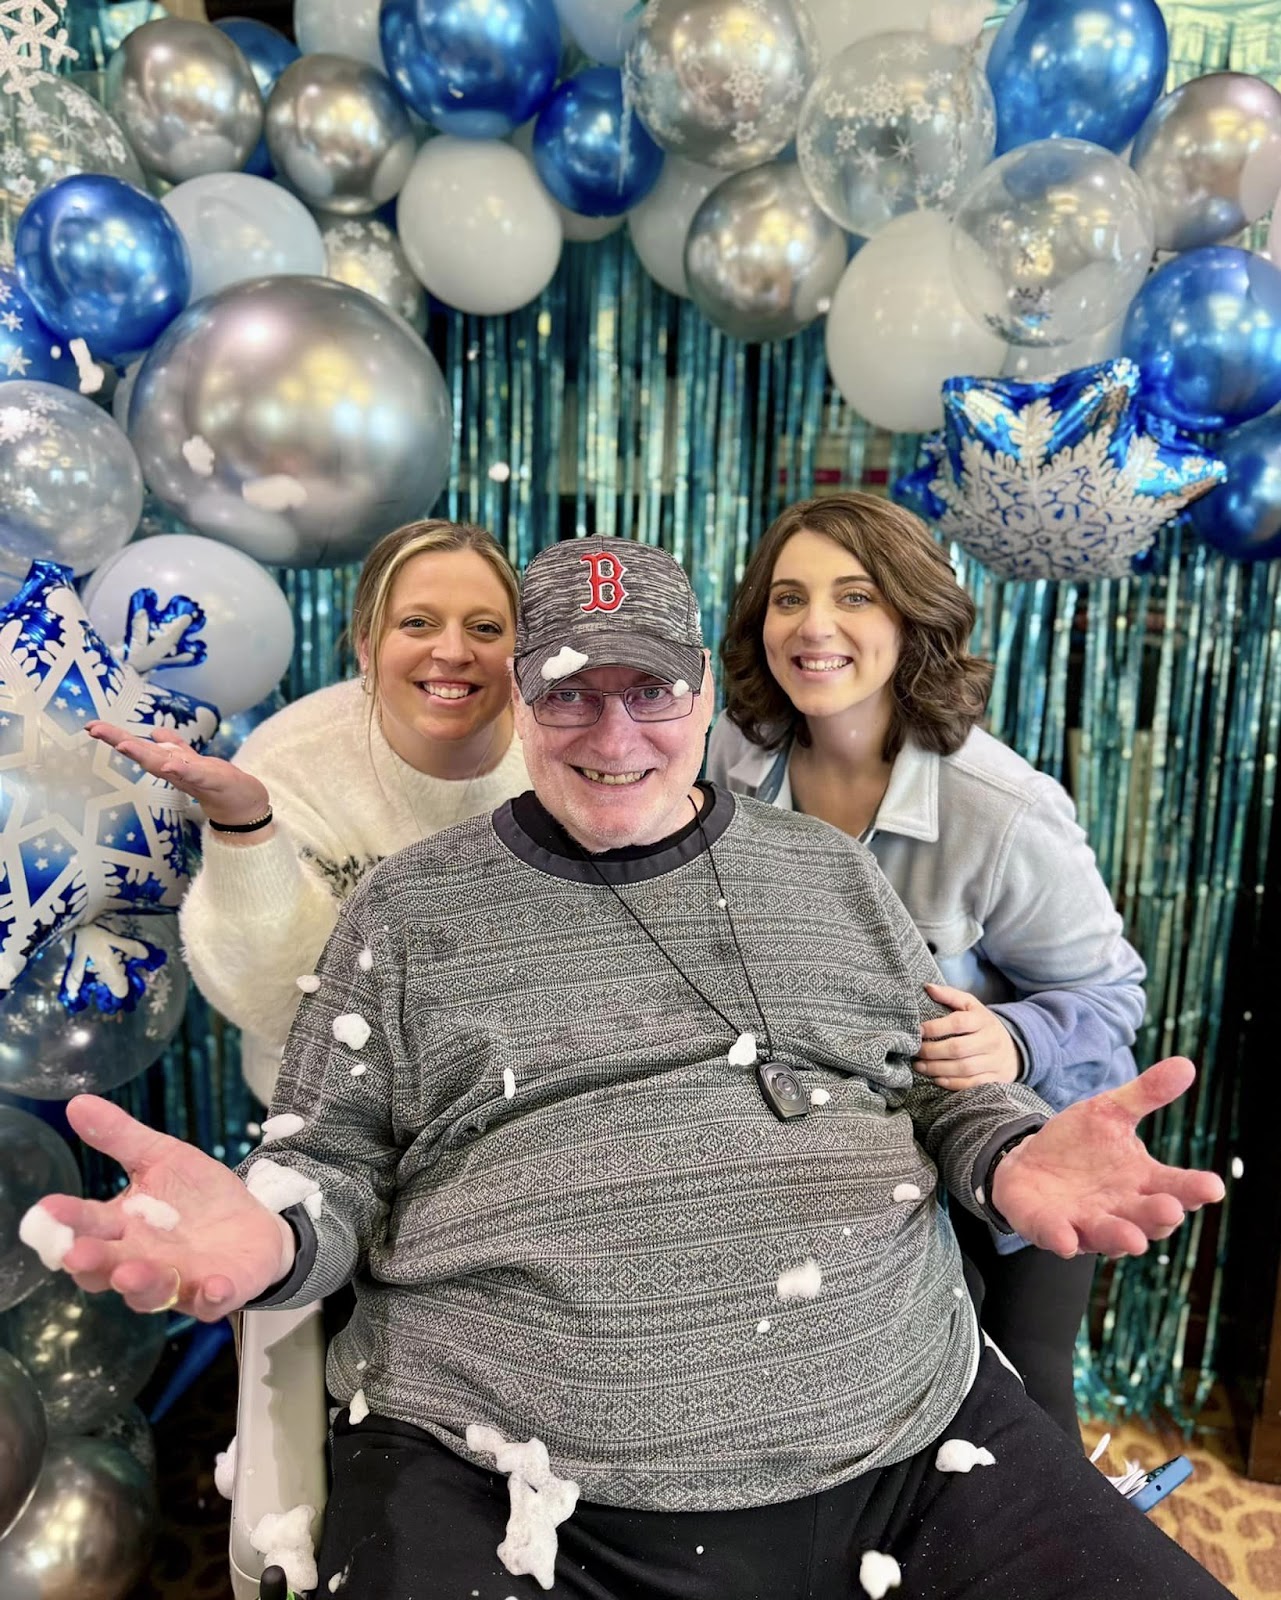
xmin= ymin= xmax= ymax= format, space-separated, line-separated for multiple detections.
xmin=580 ymin=551 xmax=628 ymax=614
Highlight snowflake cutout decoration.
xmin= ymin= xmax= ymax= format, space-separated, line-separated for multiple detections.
xmin=0 ymin=0 xmax=77 ymax=105
xmin=893 ymin=361 xmax=1227 ymax=581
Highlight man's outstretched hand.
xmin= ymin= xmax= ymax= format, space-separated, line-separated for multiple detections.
xmin=34 ymin=1096 xmax=295 ymax=1320
xmin=990 ymin=1058 xmax=1225 ymax=1258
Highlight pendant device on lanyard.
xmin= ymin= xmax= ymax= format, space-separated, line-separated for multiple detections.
xmin=573 ymin=797 xmax=805 ymax=1122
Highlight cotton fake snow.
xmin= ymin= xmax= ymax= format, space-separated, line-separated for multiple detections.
xmin=1089 ymin=1432 xmax=1111 ymax=1466
xmin=670 ymin=680 xmax=690 ymax=697
xmin=356 ymin=1359 xmax=367 ymax=1371
xmin=214 ymin=1436 xmax=237 ymax=1500
xmin=122 ymin=1192 xmax=180 ymax=1230
xmin=244 ymin=1158 xmax=321 ymax=1217
xmin=859 ymin=1550 xmax=902 ymax=1598
xmin=242 ymin=473 xmax=307 ymax=511
xmin=181 ymin=434 xmax=215 ymax=475
xmin=262 ymin=1114 xmax=306 ymax=1144
xmin=303 ymin=1189 xmax=324 ymax=1220
xmin=727 ymin=1031 xmax=757 ymax=1068
xmin=296 ymin=974 xmax=321 ymax=993
xmin=69 ymin=338 xmax=104 ymax=394
xmin=1231 ymin=1156 xmax=1245 ymax=1179
xmin=810 ymin=1088 xmax=831 ymax=1106
xmin=540 ymin=646 xmax=590 ymax=681
xmin=357 ymin=947 xmax=374 ymax=972
xmin=350 ymin=1064 xmax=367 ymax=1078
xmin=333 ymin=1013 xmax=371 ymax=1051
xmin=935 ymin=1438 xmax=996 ymax=1473
xmin=349 ymin=1388 xmax=369 ymax=1424
xmin=776 ymin=1257 xmax=822 ymax=1301
xmin=756 ymin=1319 xmax=771 ymax=1334
xmin=18 ymin=1203 xmax=73 ymax=1270
xmin=503 ymin=1067 xmax=516 ymax=1100
xmin=328 ymin=1565 xmax=350 ymax=1592
xmin=250 ymin=1505 xmax=317 ymax=1594
xmin=466 ymin=1425 xmax=581 ymax=1591
xmin=891 ymin=1183 xmax=921 ymax=1203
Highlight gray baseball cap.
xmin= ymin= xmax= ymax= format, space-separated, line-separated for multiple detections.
xmin=515 ymin=537 xmax=704 ymax=702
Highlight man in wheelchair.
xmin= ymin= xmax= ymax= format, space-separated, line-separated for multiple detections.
xmin=40 ymin=539 xmax=1230 ymax=1599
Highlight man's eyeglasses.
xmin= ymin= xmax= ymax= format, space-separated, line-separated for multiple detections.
xmin=531 ymin=683 xmax=697 ymax=727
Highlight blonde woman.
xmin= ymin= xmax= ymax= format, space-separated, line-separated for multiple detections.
xmin=708 ymin=493 xmax=1146 ymax=1440
xmin=89 ymin=520 xmax=528 ymax=1103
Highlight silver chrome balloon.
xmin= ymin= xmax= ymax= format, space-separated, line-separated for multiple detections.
xmin=127 ymin=275 xmax=453 ymax=567
xmin=0 ymin=1436 xmax=156 ymax=1600
xmin=266 ymin=53 xmax=416 ymax=216
xmin=624 ymin=0 xmax=817 ymax=171
xmin=319 ymin=213 xmax=426 ymax=332
xmin=0 ymin=380 xmax=144 ymax=582
xmin=104 ymin=17 xmax=263 ymax=184
xmin=0 ymin=1348 xmax=46 ymax=1542
xmin=0 ymin=1108 xmax=82 ymax=1314
xmin=685 ymin=163 xmax=847 ymax=341
xmin=0 ymin=1278 xmax=167 ymax=1436
xmin=1130 ymin=71 xmax=1281 ymax=253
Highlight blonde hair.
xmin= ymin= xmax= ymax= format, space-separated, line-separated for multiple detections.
xmin=350 ymin=519 xmax=518 ymax=710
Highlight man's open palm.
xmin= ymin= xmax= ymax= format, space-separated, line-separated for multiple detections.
xmin=37 ymin=1096 xmax=293 ymax=1319
xmin=991 ymin=1058 xmax=1225 ymax=1258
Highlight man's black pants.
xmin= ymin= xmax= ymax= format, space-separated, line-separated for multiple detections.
xmin=315 ymin=1349 xmax=1230 ymax=1599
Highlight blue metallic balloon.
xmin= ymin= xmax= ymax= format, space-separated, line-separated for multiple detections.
xmin=893 ymin=359 xmax=1225 ymax=581
xmin=213 ymin=17 xmax=301 ymax=178
xmin=1121 ymin=246 xmax=1281 ymax=431
xmin=0 ymin=269 xmax=79 ymax=390
xmin=986 ymin=0 xmax=1168 ymax=155
xmin=13 ymin=176 xmax=191 ymax=365
xmin=532 ymin=68 xmax=663 ymax=218
xmin=1187 ymin=413 xmax=1281 ymax=563
xmin=380 ymin=0 xmax=561 ymax=139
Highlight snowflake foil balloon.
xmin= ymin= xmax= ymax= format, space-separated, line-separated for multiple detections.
xmin=894 ymin=360 xmax=1226 ymax=580
xmin=0 ymin=561 xmax=218 ymax=995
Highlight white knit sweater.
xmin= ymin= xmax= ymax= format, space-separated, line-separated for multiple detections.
xmin=178 ymin=677 xmax=528 ymax=1102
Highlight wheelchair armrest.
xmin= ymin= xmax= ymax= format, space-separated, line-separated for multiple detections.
xmin=229 ymin=1302 xmax=329 ymax=1600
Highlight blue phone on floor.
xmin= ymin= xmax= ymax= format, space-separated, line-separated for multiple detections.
xmin=1129 ymin=1455 xmax=1193 ymax=1513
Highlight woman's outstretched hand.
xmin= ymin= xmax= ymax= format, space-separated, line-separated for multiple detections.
xmin=86 ymin=720 xmax=271 ymax=830
xmin=990 ymin=1058 xmax=1226 ymax=1259
xmin=35 ymin=1096 xmax=295 ymax=1320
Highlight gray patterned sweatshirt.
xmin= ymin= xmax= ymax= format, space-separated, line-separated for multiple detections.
xmin=244 ymin=787 xmax=1048 ymax=1512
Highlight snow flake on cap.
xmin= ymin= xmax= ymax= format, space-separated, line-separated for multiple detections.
xmin=541 ymin=645 xmax=590 ymax=681
xmin=859 ymin=1550 xmax=902 ymax=1597
xmin=935 ymin=1438 xmax=996 ymax=1473
xmin=333 ymin=1013 xmax=370 ymax=1050
xmin=670 ymin=679 xmax=690 ymax=697
xmin=776 ymin=1257 xmax=822 ymax=1300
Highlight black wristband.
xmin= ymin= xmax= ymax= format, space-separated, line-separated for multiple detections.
xmin=207 ymin=809 xmax=273 ymax=835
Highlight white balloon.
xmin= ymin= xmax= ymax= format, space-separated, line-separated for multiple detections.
xmin=807 ymin=0 xmax=933 ymax=61
xmin=824 ymin=210 xmax=1005 ymax=433
xmin=293 ymin=0 xmax=385 ymax=72
xmin=162 ymin=173 xmax=327 ymax=302
xmin=82 ymin=534 xmax=296 ymax=715
xmin=627 ymin=156 xmax=725 ymax=298
xmin=396 ymin=138 xmax=563 ymax=315
xmin=552 ymin=0 xmax=640 ymax=66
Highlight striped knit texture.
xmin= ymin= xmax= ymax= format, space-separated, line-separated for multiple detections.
xmin=247 ymin=794 xmax=1048 ymax=1511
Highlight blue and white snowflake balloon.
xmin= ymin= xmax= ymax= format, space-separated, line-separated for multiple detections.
xmin=895 ymin=359 xmax=1225 ymax=580
xmin=0 ymin=561 xmax=217 ymax=994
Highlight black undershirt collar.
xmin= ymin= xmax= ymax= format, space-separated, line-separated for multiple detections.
xmin=495 ymin=781 xmax=735 ymax=884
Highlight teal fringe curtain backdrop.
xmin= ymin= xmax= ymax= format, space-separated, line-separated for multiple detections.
xmin=68 ymin=0 xmax=1278 ymax=1423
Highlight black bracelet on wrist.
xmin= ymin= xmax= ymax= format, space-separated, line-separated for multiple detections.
xmin=207 ymin=809 xmax=273 ymax=835
xmin=982 ymin=1128 xmax=1038 ymax=1231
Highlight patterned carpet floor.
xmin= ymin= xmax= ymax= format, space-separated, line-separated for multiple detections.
xmin=128 ymin=1340 xmax=1281 ymax=1598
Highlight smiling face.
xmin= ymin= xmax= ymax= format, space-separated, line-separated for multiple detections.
xmin=364 ymin=548 xmax=516 ymax=770
xmin=762 ymin=527 xmax=902 ymax=731
xmin=513 ymin=659 xmax=714 ymax=853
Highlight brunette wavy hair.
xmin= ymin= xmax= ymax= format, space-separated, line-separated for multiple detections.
xmin=720 ymin=494 xmax=993 ymax=761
